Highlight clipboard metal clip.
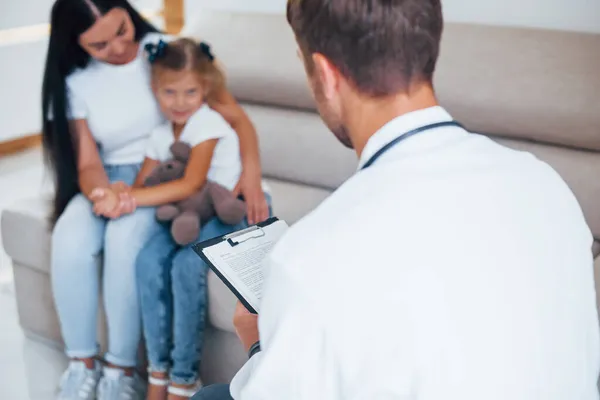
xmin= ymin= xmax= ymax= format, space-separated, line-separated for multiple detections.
xmin=225 ymin=225 xmax=266 ymax=247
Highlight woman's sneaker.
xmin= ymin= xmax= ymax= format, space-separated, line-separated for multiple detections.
xmin=57 ymin=361 xmax=102 ymax=400
xmin=97 ymin=367 xmax=145 ymax=400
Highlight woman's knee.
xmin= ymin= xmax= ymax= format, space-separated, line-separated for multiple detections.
xmin=51 ymin=194 xmax=103 ymax=268
xmin=104 ymin=207 xmax=160 ymax=256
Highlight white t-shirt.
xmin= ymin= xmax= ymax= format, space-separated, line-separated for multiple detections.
xmin=231 ymin=106 xmax=599 ymax=399
xmin=146 ymin=104 xmax=242 ymax=191
xmin=64 ymin=33 xmax=166 ymax=165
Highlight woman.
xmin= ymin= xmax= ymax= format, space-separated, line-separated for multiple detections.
xmin=42 ymin=1 xmax=268 ymax=399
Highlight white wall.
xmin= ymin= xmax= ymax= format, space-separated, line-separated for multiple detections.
xmin=443 ymin=0 xmax=600 ymax=33
xmin=0 ymin=0 xmax=54 ymax=30
xmin=186 ymin=0 xmax=287 ymax=15
xmin=185 ymin=0 xmax=600 ymax=33
xmin=0 ymin=40 xmax=47 ymax=143
xmin=0 ymin=0 xmax=161 ymax=30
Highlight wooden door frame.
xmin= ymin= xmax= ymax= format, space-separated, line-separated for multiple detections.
xmin=163 ymin=0 xmax=185 ymax=34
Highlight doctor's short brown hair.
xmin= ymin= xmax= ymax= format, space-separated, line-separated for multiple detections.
xmin=286 ymin=0 xmax=444 ymax=97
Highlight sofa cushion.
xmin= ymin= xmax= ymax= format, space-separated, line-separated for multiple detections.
xmin=181 ymin=10 xmax=313 ymax=111
xmin=183 ymin=9 xmax=600 ymax=152
xmin=207 ymin=178 xmax=331 ymax=332
xmin=434 ymin=24 xmax=600 ymax=151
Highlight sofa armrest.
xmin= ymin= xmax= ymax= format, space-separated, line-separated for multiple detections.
xmin=1 ymin=196 xmax=53 ymax=273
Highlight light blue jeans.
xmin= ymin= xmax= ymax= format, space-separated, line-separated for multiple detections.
xmin=136 ymin=195 xmax=272 ymax=385
xmin=51 ymin=164 xmax=161 ymax=367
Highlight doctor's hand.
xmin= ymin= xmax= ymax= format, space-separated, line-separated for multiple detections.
xmin=233 ymin=301 xmax=259 ymax=352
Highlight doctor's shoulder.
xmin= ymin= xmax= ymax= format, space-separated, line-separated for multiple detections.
xmin=270 ymin=184 xmax=372 ymax=263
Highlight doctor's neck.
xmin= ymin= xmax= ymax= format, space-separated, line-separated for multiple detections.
xmin=346 ymin=82 xmax=438 ymax=159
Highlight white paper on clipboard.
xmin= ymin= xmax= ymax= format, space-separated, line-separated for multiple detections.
xmin=193 ymin=218 xmax=289 ymax=314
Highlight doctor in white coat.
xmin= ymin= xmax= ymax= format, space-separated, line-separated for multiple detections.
xmin=194 ymin=0 xmax=600 ymax=399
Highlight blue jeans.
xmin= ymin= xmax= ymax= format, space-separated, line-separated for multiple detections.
xmin=136 ymin=195 xmax=272 ymax=385
xmin=191 ymin=384 xmax=232 ymax=400
xmin=51 ymin=164 xmax=161 ymax=367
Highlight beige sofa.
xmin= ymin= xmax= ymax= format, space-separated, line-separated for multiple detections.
xmin=2 ymin=9 xmax=599 ymax=385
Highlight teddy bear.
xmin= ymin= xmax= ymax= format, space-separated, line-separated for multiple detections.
xmin=144 ymin=141 xmax=247 ymax=245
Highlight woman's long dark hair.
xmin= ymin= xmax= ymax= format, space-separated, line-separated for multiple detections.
xmin=42 ymin=0 xmax=158 ymax=223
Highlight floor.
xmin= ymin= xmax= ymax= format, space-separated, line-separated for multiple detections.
xmin=0 ymin=147 xmax=67 ymax=400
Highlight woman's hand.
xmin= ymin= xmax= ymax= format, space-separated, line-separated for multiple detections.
xmin=91 ymin=188 xmax=120 ymax=218
xmin=233 ymin=168 xmax=269 ymax=225
xmin=90 ymin=186 xmax=137 ymax=219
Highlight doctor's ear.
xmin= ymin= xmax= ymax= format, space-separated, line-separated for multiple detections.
xmin=311 ymin=52 xmax=340 ymax=100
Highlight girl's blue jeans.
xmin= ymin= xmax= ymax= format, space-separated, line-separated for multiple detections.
xmin=51 ymin=163 xmax=161 ymax=367
xmin=136 ymin=194 xmax=272 ymax=385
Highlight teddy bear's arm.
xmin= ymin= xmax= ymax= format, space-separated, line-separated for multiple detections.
xmin=156 ymin=204 xmax=181 ymax=221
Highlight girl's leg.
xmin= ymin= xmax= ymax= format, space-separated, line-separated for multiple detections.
xmin=169 ymin=193 xmax=272 ymax=397
xmin=136 ymin=225 xmax=179 ymax=400
xmin=51 ymin=193 xmax=106 ymax=397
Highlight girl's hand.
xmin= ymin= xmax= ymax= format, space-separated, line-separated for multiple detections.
xmin=233 ymin=168 xmax=269 ymax=225
xmin=109 ymin=181 xmax=131 ymax=195
xmin=117 ymin=192 xmax=137 ymax=216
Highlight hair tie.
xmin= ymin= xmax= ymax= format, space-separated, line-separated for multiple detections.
xmin=145 ymin=39 xmax=167 ymax=63
xmin=199 ymin=42 xmax=215 ymax=62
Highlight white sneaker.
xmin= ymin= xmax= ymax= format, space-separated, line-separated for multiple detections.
xmin=97 ymin=367 xmax=145 ymax=400
xmin=56 ymin=361 xmax=101 ymax=400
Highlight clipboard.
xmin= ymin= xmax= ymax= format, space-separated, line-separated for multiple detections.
xmin=192 ymin=217 xmax=287 ymax=314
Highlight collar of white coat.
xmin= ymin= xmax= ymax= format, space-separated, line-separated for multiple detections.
xmin=357 ymin=105 xmax=454 ymax=170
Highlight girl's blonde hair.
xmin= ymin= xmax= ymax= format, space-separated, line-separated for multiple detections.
xmin=146 ymin=38 xmax=225 ymax=102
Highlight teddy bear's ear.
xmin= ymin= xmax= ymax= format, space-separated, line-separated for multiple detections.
xmin=170 ymin=142 xmax=192 ymax=162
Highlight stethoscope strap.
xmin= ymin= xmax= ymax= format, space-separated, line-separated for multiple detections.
xmin=361 ymin=120 xmax=464 ymax=170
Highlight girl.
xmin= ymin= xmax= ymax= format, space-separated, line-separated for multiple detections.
xmin=42 ymin=1 xmax=267 ymax=399
xmin=94 ymin=38 xmax=270 ymax=400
